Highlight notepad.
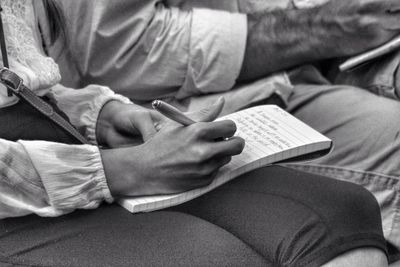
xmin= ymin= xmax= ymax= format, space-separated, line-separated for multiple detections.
xmin=118 ymin=105 xmax=333 ymax=213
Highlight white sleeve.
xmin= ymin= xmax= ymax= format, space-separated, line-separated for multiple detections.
xmin=0 ymin=138 xmax=112 ymax=219
xmin=50 ymin=84 xmax=131 ymax=144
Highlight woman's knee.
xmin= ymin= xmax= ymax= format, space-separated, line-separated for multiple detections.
xmin=277 ymin=179 xmax=386 ymax=266
xmin=321 ymin=180 xmax=383 ymax=232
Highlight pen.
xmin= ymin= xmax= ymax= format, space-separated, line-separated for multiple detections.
xmin=152 ymin=100 xmax=196 ymax=126
xmin=339 ymin=35 xmax=400 ymax=72
xmin=153 ymin=99 xmax=229 ymax=141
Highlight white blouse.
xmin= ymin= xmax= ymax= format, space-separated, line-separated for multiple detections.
xmin=0 ymin=0 xmax=329 ymax=219
xmin=0 ymin=0 xmax=131 ymax=218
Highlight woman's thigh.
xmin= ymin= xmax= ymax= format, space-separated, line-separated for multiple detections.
xmin=172 ymin=166 xmax=387 ymax=266
xmin=0 ymin=206 xmax=267 ymax=267
xmin=0 ymin=166 xmax=386 ymax=267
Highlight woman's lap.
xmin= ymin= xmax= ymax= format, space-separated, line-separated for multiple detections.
xmin=0 ymin=166 xmax=387 ymax=267
xmin=0 ymin=207 xmax=268 ymax=267
xmin=173 ymin=166 xmax=386 ymax=266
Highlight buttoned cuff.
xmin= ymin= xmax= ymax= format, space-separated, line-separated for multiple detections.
xmin=176 ymin=9 xmax=247 ymax=99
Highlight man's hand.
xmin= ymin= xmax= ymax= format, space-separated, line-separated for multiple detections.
xmin=239 ymin=0 xmax=400 ymax=82
xmin=316 ymin=0 xmax=400 ymax=56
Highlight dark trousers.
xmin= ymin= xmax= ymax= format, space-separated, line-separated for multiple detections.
xmin=0 ymin=100 xmax=388 ymax=267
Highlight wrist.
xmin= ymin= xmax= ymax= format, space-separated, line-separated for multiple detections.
xmin=100 ymin=146 xmax=149 ymax=198
xmin=96 ymin=100 xmax=122 ymax=146
xmin=101 ymin=147 xmax=132 ymax=197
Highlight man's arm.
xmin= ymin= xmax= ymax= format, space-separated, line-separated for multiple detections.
xmin=239 ymin=0 xmax=400 ymax=82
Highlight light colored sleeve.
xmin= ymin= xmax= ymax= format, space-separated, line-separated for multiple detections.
xmin=50 ymin=84 xmax=131 ymax=144
xmin=291 ymin=0 xmax=329 ymax=8
xmin=175 ymin=8 xmax=247 ymax=99
xmin=0 ymin=138 xmax=112 ymax=219
xmin=56 ymin=0 xmax=247 ymax=101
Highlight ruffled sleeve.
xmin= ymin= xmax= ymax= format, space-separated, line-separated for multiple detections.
xmin=50 ymin=84 xmax=131 ymax=144
xmin=0 ymin=138 xmax=112 ymax=219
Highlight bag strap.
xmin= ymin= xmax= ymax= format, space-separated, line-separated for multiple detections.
xmin=0 ymin=6 xmax=11 ymax=97
xmin=0 ymin=6 xmax=89 ymax=144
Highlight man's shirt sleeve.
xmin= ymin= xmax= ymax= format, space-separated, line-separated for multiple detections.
xmin=176 ymin=8 xmax=247 ymax=99
xmin=56 ymin=1 xmax=247 ymax=101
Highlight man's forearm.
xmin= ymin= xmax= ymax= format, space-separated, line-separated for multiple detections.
xmin=238 ymin=8 xmax=333 ymax=82
xmin=238 ymin=0 xmax=400 ymax=82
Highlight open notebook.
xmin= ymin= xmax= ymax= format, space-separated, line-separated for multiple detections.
xmin=118 ymin=105 xmax=333 ymax=213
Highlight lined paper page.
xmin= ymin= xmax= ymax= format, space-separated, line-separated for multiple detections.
xmin=118 ymin=105 xmax=332 ymax=212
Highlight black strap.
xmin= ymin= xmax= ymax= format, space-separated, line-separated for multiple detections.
xmin=0 ymin=6 xmax=11 ymax=96
xmin=0 ymin=69 xmax=89 ymax=144
xmin=0 ymin=6 xmax=88 ymax=144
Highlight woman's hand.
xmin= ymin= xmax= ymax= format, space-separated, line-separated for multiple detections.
xmin=96 ymin=98 xmax=225 ymax=148
xmin=101 ymin=119 xmax=245 ymax=197
xmin=96 ymin=101 xmax=163 ymax=147
xmin=99 ymin=97 xmax=244 ymax=197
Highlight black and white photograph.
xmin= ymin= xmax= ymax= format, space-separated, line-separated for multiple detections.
xmin=0 ymin=0 xmax=400 ymax=266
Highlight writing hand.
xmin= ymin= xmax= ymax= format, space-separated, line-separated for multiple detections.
xmin=96 ymin=98 xmax=225 ymax=148
xmin=102 ymin=120 xmax=244 ymax=197
xmin=100 ymin=98 xmax=244 ymax=197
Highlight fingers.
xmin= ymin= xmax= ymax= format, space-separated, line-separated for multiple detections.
xmin=132 ymin=111 xmax=158 ymax=142
xmin=186 ymin=97 xmax=225 ymax=122
xmin=380 ymin=1 xmax=400 ymax=30
xmin=149 ymin=109 xmax=166 ymax=131
xmin=210 ymin=136 xmax=245 ymax=157
xmin=192 ymin=136 xmax=245 ymax=163
xmin=106 ymin=133 xmax=144 ymax=147
xmin=380 ymin=16 xmax=400 ymax=31
xmin=361 ymin=0 xmax=400 ymax=14
xmin=385 ymin=0 xmax=400 ymax=13
xmin=193 ymin=120 xmax=237 ymax=140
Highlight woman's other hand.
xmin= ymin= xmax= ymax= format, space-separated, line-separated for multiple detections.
xmin=96 ymin=101 xmax=163 ymax=147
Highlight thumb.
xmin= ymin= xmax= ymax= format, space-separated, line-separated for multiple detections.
xmin=132 ymin=111 xmax=158 ymax=142
xmin=186 ymin=97 xmax=225 ymax=122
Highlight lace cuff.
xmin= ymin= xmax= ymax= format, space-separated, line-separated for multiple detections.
xmin=20 ymin=140 xmax=113 ymax=210
xmin=50 ymin=84 xmax=132 ymax=144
